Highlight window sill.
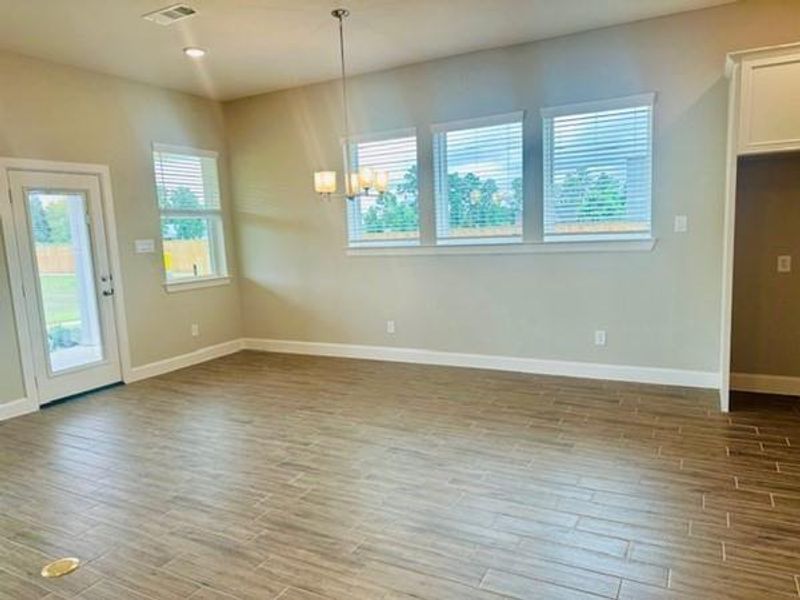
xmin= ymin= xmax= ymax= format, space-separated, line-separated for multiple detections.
xmin=348 ymin=240 xmax=421 ymax=249
xmin=346 ymin=238 xmax=656 ymax=257
xmin=164 ymin=276 xmax=231 ymax=293
xmin=437 ymin=236 xmax=522 ymax=246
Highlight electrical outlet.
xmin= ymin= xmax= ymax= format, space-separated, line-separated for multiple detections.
xmin=674 ymin=215 xmax=688 ymax=233
xmin=191 ymin=323 xmax=200 ymax=337
xmin=778 ymin=255 xmax=792 ymax=273
xmin=386 ymin=320 xmax=396 ymax=334
xmin=594 ymin=330 xmax=607 ymax=347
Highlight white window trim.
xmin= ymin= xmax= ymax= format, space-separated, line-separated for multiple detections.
xmin=540 ymin=92 xmax=656 ymax=119
xmin=152 ymin=143 xmax=229 ymax=288
xmin=153 ymin=142 xmax=219 ymax=160
xmin=342 ymin=127 xmax=418 ymax=146
xmin=164 ymin=275 xmax=231 ymax=293
xmin=348 ymin=239 xmax=421 ymax=249
xmin=343 ymin=128 xmax=421 ymax=248
xmin=541 ymin=92 xmax=656 ymax=244
xmin=431 ymin=110 xmax=525 ymax=134
xmin=432 ymin=111 xmax=526 ymax=245
xmin=346 ymin=238 xmax=656 ymax=257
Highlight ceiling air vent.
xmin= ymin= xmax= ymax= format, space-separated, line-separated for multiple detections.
xmin=142 ymin=3 xmax=197 ymax=26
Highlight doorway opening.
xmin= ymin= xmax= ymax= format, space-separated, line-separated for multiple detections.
xmin=730 ymin=152 xmax=800 ymax=410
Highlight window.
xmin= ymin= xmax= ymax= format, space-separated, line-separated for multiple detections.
xmin=542 ymin=94 xmax=654 ymax=242
xmin=152 ymin=144 xmax=228 ymax=285
xmin=346 ymin=132 xmax=419 ymax=247
xmin=433 ymin=113 xmax=524 ymax=244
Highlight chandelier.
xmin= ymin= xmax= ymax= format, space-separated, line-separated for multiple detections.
xmin=313 ymin=9 xmax=388 ymax=200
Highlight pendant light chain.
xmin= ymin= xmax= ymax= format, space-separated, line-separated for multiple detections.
xmin=338 ymin=12 xmax=351 ymax=147
xmin=336 ymin=10 xmax=353 ymax=196
xmin=313 ymin=9 xmax=387 ymax=199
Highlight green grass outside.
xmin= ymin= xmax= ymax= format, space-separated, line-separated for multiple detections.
xmin=39 ymin=274 xmax=79 ymax=326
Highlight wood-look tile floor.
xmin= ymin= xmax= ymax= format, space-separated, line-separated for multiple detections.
xmin=2 ymin=351 xmax=800 ymax=599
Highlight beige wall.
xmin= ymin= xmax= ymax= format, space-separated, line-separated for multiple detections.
xmin=732 ymin=153 xmax=800 ymax=377
xmin=224 ymin=0 xmax=800 ymax=374
xmin=3 ymin=0 xmax=799 ymax=408
xmin=0 ymin=51 xmax=242 ymax=406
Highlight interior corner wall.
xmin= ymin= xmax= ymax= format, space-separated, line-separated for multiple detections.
xmin=732 ymin=153 xmax=800 ymax=378
xmin=0 ymin=226 xmax=24 ymax=402
xmin=222 ymin=0 xmax=800 ymax=377
xmin=0 ymin=51 xmax=243 ymax=406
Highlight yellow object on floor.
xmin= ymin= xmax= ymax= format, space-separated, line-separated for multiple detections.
xmin=41 ymin=558 xmax=80 ymax=578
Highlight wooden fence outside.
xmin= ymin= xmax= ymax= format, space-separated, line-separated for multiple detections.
xmin=35 ymin=241 xmax=210 ymax=275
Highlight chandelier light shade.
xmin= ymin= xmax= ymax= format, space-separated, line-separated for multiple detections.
xmin=374 ymin=171 xmax=389 ymax=193
xmin=348 ymin=173 xmax=360 ymax=197
xmin=358 ymin=167 xmax=374 ymax=191
xmin=314 ymin=171 xmax=337 ymax=196
xmin=313 ymin=8 xmax=388 ymax=201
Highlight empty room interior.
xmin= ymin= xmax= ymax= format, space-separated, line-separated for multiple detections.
xmin=3 ymin=0 xmax=800 ymax=598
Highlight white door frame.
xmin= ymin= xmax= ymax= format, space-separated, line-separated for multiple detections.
xmin=717 ymin=61 xmax=741 ymax=413
xmin=0 ymin=158 xmax=132 ymax=410
xmin=719 ymin=42 xmax=800 ymax=412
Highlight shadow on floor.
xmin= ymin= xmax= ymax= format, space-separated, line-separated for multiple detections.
xmin=731 ymin=389 xmax=800 ymax=414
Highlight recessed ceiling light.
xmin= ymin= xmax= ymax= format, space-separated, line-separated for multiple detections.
xmin=183 ymin=47 xmax=206 ymax=58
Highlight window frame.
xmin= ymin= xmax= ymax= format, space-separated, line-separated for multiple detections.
xmin=343 ymin=128 xmax=421 ymax=249
xmin=541 ymin=93 xmax=656 ymax=244
xmin=432 ymin=111 xmax=525 ymax=246
xmin=151 ymin=143 xmax=229 ymax=291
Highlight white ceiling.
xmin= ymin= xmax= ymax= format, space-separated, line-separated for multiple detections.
xmin=0 ymin=0 xmax=735 ymax=101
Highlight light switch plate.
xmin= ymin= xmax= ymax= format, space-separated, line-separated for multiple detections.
xmin=135 ymin=239 xmax=156 ymax=254
xmin=674 ymin=215 xmax=688 ymax=233
xmin=778 ymin=255 xmax=792 ymax=273
xmin=594 ymin=330 xmax=607 ymax=347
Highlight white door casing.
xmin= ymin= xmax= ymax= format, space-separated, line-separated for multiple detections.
xmin=0 ymin=159 xmax=130 ymax=409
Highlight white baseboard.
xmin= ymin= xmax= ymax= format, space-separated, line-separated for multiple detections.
xmin=0 ymin=337 xmax=718 ymax=424
xmin=731 ymin=372 xmax=800 ymax=396
xmin=127 ymin=339 xmax=244 ymax=383
xmin=0 ymin=397 xmax=38 ymax=421
xmin=242 ymin=338 xmax=719 ymax=389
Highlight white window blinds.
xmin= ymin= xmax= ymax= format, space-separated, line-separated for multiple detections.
xmin=543 ymin=95 xmax=654 ymax=241
xmin=433 ymin=114 xmax=524 ymax=244
xmin=153 ymin=148 xmax=220 ymax=209
xmin=347 ymin=133 xmax=419 ymax=247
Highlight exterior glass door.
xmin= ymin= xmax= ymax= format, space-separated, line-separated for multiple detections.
xmin=9 ymin=171 xmax=121 ymax=404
